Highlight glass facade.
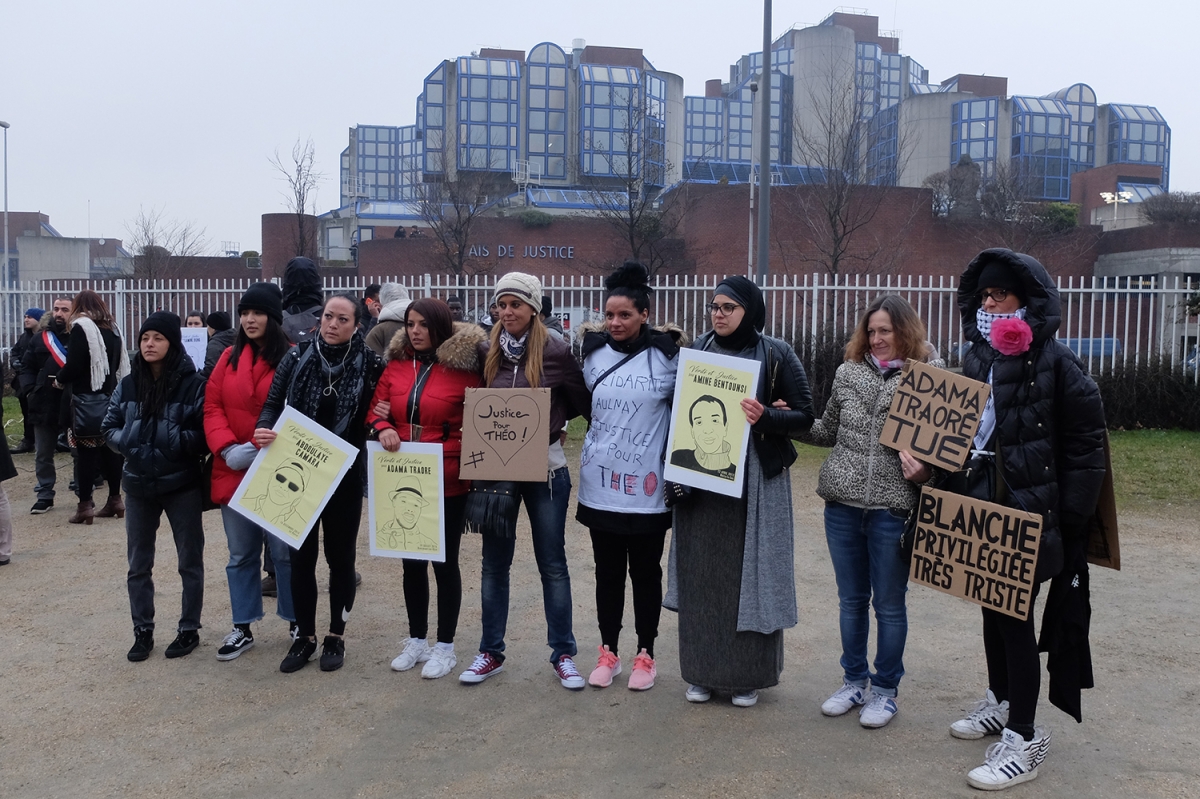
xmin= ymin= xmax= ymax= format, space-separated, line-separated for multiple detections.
xmin=879 ymin=52 xmax=902 ymax=110
xmin=423 ymin=63 xmax=448 ymax=173
xmin=525 ymin=43 xmax=569 ymax=180
xmin=685 ymin=96 xmax=725 ymax=160
xmin=1047 ymin=83 xmax=1096 ymax=174
xmin=456 ymin=56 xmax=521 ymax=172
xmin=1107 ymin=103 xmax=1170 ymax=186
xmin=866 ymin=103 xmax=900 ymax=185
xmin=951 ymin=97 xmax=998 ymax=178
xmin=856 ymin=42 xmax=881 ymax=119
xmin=1010 ymin=96 xmax=1071 ymax=200
xmin=579 ymin=64 xmax=666 ymax=186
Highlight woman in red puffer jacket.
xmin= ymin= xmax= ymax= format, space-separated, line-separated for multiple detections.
xmin=204 ymin=282 xmax=296 ymax=662
xmin=366 ymin=297 xmax=484 ymax=680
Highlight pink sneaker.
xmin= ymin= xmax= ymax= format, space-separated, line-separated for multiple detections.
xmin=627 ymin=648 xmax=657 ymax=691
xmin=587 ymin=645 xmax=622 ymax=688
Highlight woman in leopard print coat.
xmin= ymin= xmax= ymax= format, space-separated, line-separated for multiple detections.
xmin=806 ymin=295 xmax=943 ymax=729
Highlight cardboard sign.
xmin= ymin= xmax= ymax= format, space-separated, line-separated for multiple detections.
xmin=181 ymin=328 xmax=207 ymax=373
xmin=880 ymin=361 xmax=991 ymax=471
xmin=229 ymin=407 xmax=360 ymax=550
xmin=458 ymin=387 xmax=551 ymax=482
xmin=663 ymin=348 xmax=761 ymax=498
xmin=909 ymin=487 xmax=1043 ymax=621
xmin=367 ymin=442 xmax=446 ymax=562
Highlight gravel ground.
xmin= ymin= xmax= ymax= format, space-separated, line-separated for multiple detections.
xmin=1 ymin=449 xmax=1196 ymax=799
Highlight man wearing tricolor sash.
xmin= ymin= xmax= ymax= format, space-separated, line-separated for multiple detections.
xmin=20 ymin=298 xmax=72 ymax=515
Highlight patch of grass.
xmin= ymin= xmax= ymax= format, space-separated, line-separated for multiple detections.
xmin=1109 ymin=430 xmax=1200 ymax=509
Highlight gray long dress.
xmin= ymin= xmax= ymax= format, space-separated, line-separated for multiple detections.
xmin=673 ymin=443 xmax=786 ymax=692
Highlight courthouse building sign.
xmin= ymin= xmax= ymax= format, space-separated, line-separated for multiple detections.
xmin=465 ymin=244 xmax=576 ymax=260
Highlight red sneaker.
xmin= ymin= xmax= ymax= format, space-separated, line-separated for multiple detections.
xmin=459 ymin=652 xmax=504 ymax=684
xmin=555 ymin=654 xmax=585 ymax=690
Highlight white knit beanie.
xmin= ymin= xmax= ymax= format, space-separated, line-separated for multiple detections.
xmin=492 ymin=272 xmax=543 ymax=313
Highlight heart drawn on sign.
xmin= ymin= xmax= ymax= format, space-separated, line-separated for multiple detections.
xmin=472 ymin=393 xmax=543 ymax=465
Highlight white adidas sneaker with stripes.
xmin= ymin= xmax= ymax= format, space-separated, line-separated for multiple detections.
xmin=966 ymin=726 xmax=1051 ymax=790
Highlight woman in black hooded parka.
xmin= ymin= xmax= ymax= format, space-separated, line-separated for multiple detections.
xmin=949 ymin=249 xmax=1105 ymax=791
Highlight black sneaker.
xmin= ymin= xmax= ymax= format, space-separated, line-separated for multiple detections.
xmin=280 ymin=637 xmax=317 ymax=673
xmin=9 ymin=440 xmax=33 ymax=454
xmin=165 ymin=630 xmax=200 ymax=659
xmin=216 ymin=627 xmax=255 ymax=661
xmin=127 ymin=629 xmax=154 ymax=662
xmin=30 ymin=498 xmax=53 ymax=514
xmin=319 ymin=636 xmax=345 ymax=671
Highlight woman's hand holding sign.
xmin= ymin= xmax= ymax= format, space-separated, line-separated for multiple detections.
xmin=899 ymin=450 xmax=932 ymax=483
xmin=741 ymin=397 xmax=765 ymax=424
xmin=253 ymin=427 xmax=277 ymax=448
xmin=379 ymin=428 xmax=402 ymax=453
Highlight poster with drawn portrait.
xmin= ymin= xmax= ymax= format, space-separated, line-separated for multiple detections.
xmin=229 ymin=406 xmax=360 ymax=549
xmin=366 ymin=442 xmax=445 ymax=562
xmin=663 ymin=348 xmax=761 ymax=498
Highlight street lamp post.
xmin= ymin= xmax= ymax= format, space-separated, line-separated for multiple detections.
xmin=756 ymin=0 xmax=772 ymax=284
xmin=1099 ymin=190 xmax=1133 ymax=231
xmin=1 ymin=120 xmax=9 ymax=354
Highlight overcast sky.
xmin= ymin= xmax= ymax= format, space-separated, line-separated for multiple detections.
xmin=2 ymin=0 xmax=1191 ymax=253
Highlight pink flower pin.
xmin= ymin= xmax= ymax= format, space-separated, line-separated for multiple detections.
xmin=990 ymin=317 xmax=1033 ymax=356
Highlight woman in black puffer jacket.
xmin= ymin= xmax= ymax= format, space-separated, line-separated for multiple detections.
xmin=102 ymin=312 xmax=209 ymax=663
xmin=949 ymin=249 xmax=1106 ymax=791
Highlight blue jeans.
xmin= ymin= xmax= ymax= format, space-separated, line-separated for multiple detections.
xmin=824 ymin=502 xmax=910 ymax=696
xmin=221 ymin=505 xmax=295 ymax=625
xmin=479 ymin=467 xmax=576 ymax=664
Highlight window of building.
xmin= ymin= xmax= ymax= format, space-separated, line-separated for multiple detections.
xmin=579 ymin=64 xmax=668 ymax=185
xmin=1107 ymin=103 xmax=1171 ymax=186
xmin=525 ymin=43 xmax=569 ymax=180
xmin=1010 ymin=96 xmax=1072 ymax=201
xmin=457 ymin=56 xmax=521 ymax=173
xmin=951 ymin=97 xmax=999 ymax=177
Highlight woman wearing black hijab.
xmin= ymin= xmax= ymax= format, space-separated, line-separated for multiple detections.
xmin=663 ymin=276 xmax=815 ymax=707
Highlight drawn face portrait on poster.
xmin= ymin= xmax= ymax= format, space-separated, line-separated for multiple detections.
xmin=229 ymin=407 xmax=359 ymax=549
xmin=367 ymin=442 xmax=445 ymax=562
xmin=663 ymin=348 xmax=761 ymax=498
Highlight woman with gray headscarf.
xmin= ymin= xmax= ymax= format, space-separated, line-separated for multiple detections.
xmin=663 ymin=276 xmax=814 ymax=708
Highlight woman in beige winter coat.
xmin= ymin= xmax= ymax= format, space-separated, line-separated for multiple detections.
xmin=806 ymin=295 xmax=942 ymax=729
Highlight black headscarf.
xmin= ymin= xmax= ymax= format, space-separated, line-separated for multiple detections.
xmin=281 ymin=257 xmax=323 ymax=314
xmin=712 ymin=276 xmax=765 ymax=351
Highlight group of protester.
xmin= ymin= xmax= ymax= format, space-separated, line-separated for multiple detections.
xmin=3 ymin=249 xmax=1106 ymax=791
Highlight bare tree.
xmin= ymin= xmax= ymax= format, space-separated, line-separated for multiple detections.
xmin=269 ymin=137 xmax=323 ymax=260
xmin=125 ymin=207 xmax=209 ymax=280
xmin=780 ymin=53 xmax=918 ymax=276
xmin=415 ymin=129 xmax=515 ymax=283
xmin=922 ymin=155 xmax=982 ymax=218
xmin=1141 ymin=191 xmax=1200 ymax=226
xmin=579 ymin=85 xmax=691 ymax=277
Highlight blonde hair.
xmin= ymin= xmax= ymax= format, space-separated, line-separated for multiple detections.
xmin=483 ymin=316 xmax=548 ymax=388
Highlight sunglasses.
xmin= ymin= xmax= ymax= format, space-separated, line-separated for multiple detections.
xmin=707 ymin=303 xmax=742 ymax=316
xmin=274 ymin=472 xmax=301 ymax=492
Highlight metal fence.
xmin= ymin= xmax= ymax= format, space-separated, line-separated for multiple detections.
xmin=5 ymin=272 xmax=1197 ymax=379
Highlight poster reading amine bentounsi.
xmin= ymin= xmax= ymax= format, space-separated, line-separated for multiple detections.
xmin=663 ymin=348 xmax=761 ymax=498
xmin=229 ymin=406 xmax=359 ymax=550
xmin=366 ymin=442 xmax=445 ymax=562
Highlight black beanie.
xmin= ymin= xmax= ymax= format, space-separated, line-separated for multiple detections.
xmin=139 ymin=311 xmax=183 ymax=351
xmin=976 ymin=261 xmax=1026 ymax=303
xmin=206 ymin=311 xmax=232 ymax=332
xmin=238 ymin=282 xmax=284 ymax=325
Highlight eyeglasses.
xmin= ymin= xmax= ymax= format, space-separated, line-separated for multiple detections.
xmin=979 ymin=289 xmax=1010 ymax=303
xmin=707 ymin=303 xmax=742 ymax=316
xmin=274 ymin=472 xmax=301 ymax=492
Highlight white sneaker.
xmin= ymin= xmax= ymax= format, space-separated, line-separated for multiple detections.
xmin=951 ymin=689 xmax=1010 ymax=739
xmin=685 ymin=684 xmax=712 ymax=703
xmin=421 ymin=646 xmax=457 ymax=679
xmin=821 ymin=681 xmax=871 ymax=716
xmin=859 ymin=693 xmax=899 ymax=728
xmin=390 ymin=638 xmax=431 ymax=672
xmin=732 ymin=690 xmax=758 ymax=708
xmin=554 ymin=654 xmax=585 ymax=690
xmin=966 ymin=727 xmax=1051 ymax=790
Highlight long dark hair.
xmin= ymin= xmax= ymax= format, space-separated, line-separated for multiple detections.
xmin=134 ymin=344 xmax=186 ymax=418
xmin=229 ymin=314 xmax=290 ymax=370
xmin=405 ymin=297 xmax=455 ymax=352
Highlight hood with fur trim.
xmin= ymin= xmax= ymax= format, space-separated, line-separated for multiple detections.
xmin=387 ymin=321 xmax=485 ymax=372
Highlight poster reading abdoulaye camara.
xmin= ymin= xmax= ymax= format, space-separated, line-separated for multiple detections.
xmin=663 ymin=348 xmax=761 ymax=498
xmin=366 ymin=442 xmax=445 ymax=562
xmin=229 ymin=407 xmax=359 ymax=549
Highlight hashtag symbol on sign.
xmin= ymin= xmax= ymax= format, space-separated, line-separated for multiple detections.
xmin=466 ymin=451 xmax=486 ymax=467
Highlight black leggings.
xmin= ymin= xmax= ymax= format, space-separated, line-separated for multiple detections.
xmin=76 ymin=444 xmax=122 ymax=503
xmin=589 ymin=528 xmax=667 ymax=658
xmin=292 ymin=476 xmax=361 ymax=638
xmin=402 ymin=494 xmax=466 ymax=644
xmin=982 ymin=580 xmax=1042 ymax=740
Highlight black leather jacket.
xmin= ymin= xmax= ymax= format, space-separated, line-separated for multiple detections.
xmin=693 ymin=331 xmax=815 ymax=479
